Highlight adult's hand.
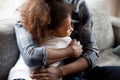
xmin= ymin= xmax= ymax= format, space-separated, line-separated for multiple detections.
xmin=30 ymin=67 xmax=63 ymax=80
xmin=69 ymin=39 xmax=83 ymax=58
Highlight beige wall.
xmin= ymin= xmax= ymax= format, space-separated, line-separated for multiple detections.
xmin=106 ymin=0 xmax=120 ymax=17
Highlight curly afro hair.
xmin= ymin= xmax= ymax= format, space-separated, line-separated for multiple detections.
xmin=20 ymin=0 xmax=50 ymax=44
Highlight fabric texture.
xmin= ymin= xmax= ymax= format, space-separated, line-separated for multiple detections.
xmin=0 ymin=19 xmax=19 ymax=80
xmin=40 ymin=36 xmax=72 ymax=67
xmin=87 ymin=0 xmax=114 ymax=51
xmin=8 ymin=36 xmax=71 ymax=80
xmin=83 ymin=66 xmax=120 ymax=80
xmin=8 ymin=55 xmax=32 ymax=80
xmin=113 ymin=45 xmax=120 ymax=57
xmin=97 ymin=48 xmax=120 ymax=66
xmin=14 ymin=10 xmax=48 ymax=69
xmin=112 ymin=24 xmax=120 ymax=46
xmin=14 ymin=0 xmax=99 ymax=70
xmin=1 ymin=0 xmax=120 ymax=80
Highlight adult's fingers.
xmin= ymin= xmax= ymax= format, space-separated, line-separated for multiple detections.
xmin=31 ymin=73 xmax=57 ymax=80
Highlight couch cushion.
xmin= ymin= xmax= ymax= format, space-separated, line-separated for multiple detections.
xmin=87 ymin=0 xmax=114 ymax=51
xmin=0 ymin=19 xmax=19 ymax=80
xmin=97 ymin=48 xmax=120 ymax=66
xmin=112 ymin=17 xmax=120 ymax=46
xmin=113 ymin=45 xmax=120 ymax=57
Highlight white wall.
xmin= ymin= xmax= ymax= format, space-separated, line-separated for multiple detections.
xmin=86 ymin=0 xmax=120 ymax=18
xmin=0 ymin=0 xmax=120 ymax=20
xmin=0 ymin=0 xmax=15 ymax=20
xmin=0 ymin=0 xmax=25 ymax=20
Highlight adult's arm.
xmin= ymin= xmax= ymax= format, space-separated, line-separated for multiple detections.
xmin=14 ymin=9 xmax=47 ymax=68
xmin=68 ymin=0 xmax=99 ymax=69
xmin=14 ymin=9 xmax=82 ymax=68
xmin=31 ymin=1 xmax=99 ymax=79
xmin=59 ymin=0 xmax=99 ymax=76
xmin=57 ymin=0 xmax=99 ymax=76
xmin=54 ymin=0 xmax=100 ymax=75
xmin=76 ymin=0 xmax=99 ymax=69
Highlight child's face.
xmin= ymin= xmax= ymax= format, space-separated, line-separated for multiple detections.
xmin=55 ymin=16 xmax=73 ymax=37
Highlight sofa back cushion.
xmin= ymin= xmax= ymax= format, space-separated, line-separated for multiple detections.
xmin=0 ymin=19 xmax=19 ymax=80
xmin=87 ymin=0 xmax=114 ymax=51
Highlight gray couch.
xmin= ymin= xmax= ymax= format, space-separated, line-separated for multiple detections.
xmin=0 ymin=19 xmax=19 ymax=80
xmin=0 ymin=0 xmax=120 ymax=80
xmin=87 ymin=0 xmax=120 ymax=66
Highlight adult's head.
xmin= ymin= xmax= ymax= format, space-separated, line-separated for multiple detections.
xmin=20 ymin=0 xmax=50 ymax=44
xmin=20 ymin=0 xmax=73 ymax=44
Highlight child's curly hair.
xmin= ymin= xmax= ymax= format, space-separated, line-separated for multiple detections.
xmin=47 ymin=1 xmax=73 ymax=30
xmin=20 ymin=0 xmax=50 ymax=44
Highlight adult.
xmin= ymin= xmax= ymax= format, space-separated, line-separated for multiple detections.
xmin=8 ymin=1 xmax=80 ymax=80
xmin=13 ymin=0 xmax=120 ymax=80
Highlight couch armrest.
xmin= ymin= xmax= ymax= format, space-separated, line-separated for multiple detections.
xmin=110 ymin=16 xmax=120 ymax=27
xmin=110 ymin=16 xmax=120 ymax=46
xmin=0 ymin=19 xmax=19 ymax=80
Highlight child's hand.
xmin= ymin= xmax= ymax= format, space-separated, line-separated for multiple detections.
xmin=69 ymin=39 xmax=83 ymax=58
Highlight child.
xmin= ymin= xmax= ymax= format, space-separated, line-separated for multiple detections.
xmin=8 ymin=0 xmax=74 ymax=80
xmin=40 ymin=1 xmax=73 ymax=67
